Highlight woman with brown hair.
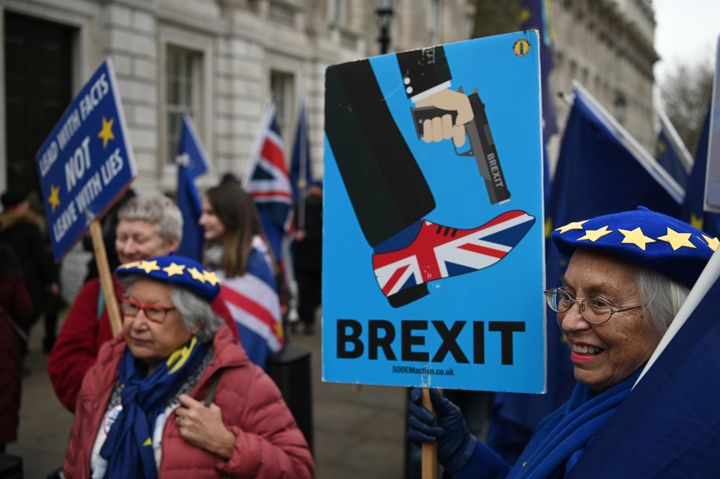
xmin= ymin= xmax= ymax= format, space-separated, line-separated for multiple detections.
xmin=199 ymin=183 xmax=283 ymax=368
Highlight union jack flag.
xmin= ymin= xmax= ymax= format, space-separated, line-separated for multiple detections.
xmin=372 ymin=210 xmax=535 ymax=298
xmin=218 ymin=236 xmax=283 ymax=368
xmin=247 ymin=103 xmax=293 ymax=261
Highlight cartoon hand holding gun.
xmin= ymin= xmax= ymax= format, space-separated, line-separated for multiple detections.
xmin=412 ymin=88 xmax=511 ymax=205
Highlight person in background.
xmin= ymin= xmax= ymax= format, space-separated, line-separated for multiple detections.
xmin=48 ymin=195 xmax=238 ymax=412
xmin=82 ymin=188 xmax=136 ymax=283
xmin=200 ymin=182 xmax=283 ymax=368
xmin=0 ymin=243 xmax=34 ymax=453
xmin=62 ymin=255 xmax=314 ymax=478
xmin=291 ymin=181 xmax=323 ymax=334
xmin=0 ymin=190 xmax=58 ymax=352
xmin=408 ymin=208 xmax=714 ymax=479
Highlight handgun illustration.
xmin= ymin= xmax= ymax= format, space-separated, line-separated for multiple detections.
xmin=412 ymin=91 xmax=511 ymax=205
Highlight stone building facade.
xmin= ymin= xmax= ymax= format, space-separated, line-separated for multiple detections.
xmin=0 ymin=0 xmax=658 ymax=197
xmin=548 ymin=0 xmax=657 ymax=151
xmin=0 ymin=0 xmax=475 ymax=195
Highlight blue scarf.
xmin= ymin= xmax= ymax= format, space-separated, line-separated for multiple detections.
xmin=508 ymin=369 xmax=642 ymax=479
xmin=99 ymin=337 xmax=208 ymax=479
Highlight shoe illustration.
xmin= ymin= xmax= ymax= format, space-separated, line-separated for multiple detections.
xmin=372 ymin=210 xmax=535 ymax=307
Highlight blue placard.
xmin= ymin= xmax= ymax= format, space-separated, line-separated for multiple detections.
xmin=36 ymin=60 xmax=137 ymax=261
xmin=322 ymin=32 xmax=546 ymax=392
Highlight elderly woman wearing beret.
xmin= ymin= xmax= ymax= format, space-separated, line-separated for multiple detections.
xmin=62 ymin=255 xmax=313 ymax=479
xmin=408 ymin=208 xmax=716 ymax=479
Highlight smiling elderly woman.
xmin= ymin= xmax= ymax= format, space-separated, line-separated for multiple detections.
xmin=62 ymin=255 xmax=313 ymax=479
xmin=407 ymin=208 xmax=714 ymax=479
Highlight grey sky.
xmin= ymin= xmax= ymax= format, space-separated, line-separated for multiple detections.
xmin=654 ymin=0 xmax=719 ymax=83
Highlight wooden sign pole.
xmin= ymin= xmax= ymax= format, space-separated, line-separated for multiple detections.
xmin=422 ymin=388 xmax=438 ymax=479
xmin=89 ymin=220 xmax=123 ymax=336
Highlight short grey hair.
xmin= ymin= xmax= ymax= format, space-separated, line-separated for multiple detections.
xmin=636 ymin=268 xmax=690 ymax=336
xmin=121 ymin=276 xmax=223 ymax=343
xmin=118 ymin=195 xmax=183 ymax=243
xmin=169 ymin=286 xmax=223 ymax=342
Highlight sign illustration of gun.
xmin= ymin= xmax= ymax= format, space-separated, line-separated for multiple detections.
xmin=412 ymin=90 xmax=511 ymax=205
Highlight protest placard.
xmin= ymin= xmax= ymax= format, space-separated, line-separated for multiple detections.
xmin=323 ymin=31 xmax=545 ymax=393
xmin=36 ymin=59 xmax=136 ymax=261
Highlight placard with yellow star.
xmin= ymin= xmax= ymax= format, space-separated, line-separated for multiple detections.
xmin=34 ymin=59 xmax=137 ymax=261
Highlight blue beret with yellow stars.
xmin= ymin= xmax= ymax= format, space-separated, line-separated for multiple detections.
xmin=116 ymin=255 xmax=220 ymax=303
xmin=552 ymin=207 xmax=718 ymax=289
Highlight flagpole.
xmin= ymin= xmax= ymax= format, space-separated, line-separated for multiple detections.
xmin=89 ymin=219 xmax=123 ymax=336
xmin=298 ymin=98 xmax=308 ymax=231
xmin=635 ymin=247 xmax=720 ymax=387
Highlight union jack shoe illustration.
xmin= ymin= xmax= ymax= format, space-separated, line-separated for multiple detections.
xmin=372 ymin=210 xmax=536 ymax=307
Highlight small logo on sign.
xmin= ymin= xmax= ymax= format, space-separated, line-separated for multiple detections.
xmin=513 ymin=39 xmax=531 ymax=56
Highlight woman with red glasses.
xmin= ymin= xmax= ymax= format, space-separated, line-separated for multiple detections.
xmin=48 ymin=196 xmax=238 ymax=414
xmin=62 ymin=255 xmax=313 ymax=479
xmin=407 ymin=208 xmax=715 ymax=479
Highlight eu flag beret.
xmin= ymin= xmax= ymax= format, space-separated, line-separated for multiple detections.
xmin=116 ymin=255 xmax=220 ymax=303
xmin=551 ymin=207 xmax=717 ymax=289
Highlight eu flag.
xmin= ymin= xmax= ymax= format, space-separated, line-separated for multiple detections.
xmin=290 ymin=99 xmax=313 ymax=206
xmin=176 ymin=114 xmax=209 ymax=261
xmin=655 ymin=112 xmax=692 ymax=189
xmin=488 ymin=84 xmax=684 ymax=461
xmin=519 ymin=0 xmax=556 ymax=204
xmin=567 ymin=250 xmax=720 ymax=478
xmin=681 ymin=110 xmax=720 ymax=236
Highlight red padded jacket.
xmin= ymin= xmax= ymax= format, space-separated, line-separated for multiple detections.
xmin=62 ymin=325 xmax=314 ymax=478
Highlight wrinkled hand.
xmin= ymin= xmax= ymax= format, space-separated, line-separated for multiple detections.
xmin=175 ymin=394 xmax=236 ymax=460
xmin=407 ymin=388 xmax=476 ymax=473
xmin=415 ymin=89 xmax=473 ymax=147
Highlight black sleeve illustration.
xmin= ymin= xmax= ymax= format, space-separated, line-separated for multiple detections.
xmin=325 ymin=59 xmax=435 ymax=248
xmin=397 ymin=47 xmax=451 ymax=99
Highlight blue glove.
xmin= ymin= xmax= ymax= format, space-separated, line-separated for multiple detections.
xmin=407 ymin=388 xmax=477 ymax=473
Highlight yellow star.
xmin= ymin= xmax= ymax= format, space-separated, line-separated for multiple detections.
xmin=48 ymin=185 xmax=61 ymax=212
xmin=118 ymin=261 xmax=141 ymax=270
xmin=577 ymin=225 xmax=612 ymax=242
xmin=690 ymin=214 xmax=704 ymax=231
xmin=656 ymin=140 xmax=666 ymax=155
xmin=98 ymin=116 xmax=115 ymax=149
xmin=518 ymin=7 xmax=531 ymax=23
xmin=188 ymin=267 xmax=206 ymax=283
xmin=555 ymin=220 xmax=588 ymax=234
xmin=702 ymin=234 xmax=720 ymax=252
xmin=658 ymin=228 xmax=696 ymax=251
xmin=163 ymin=262 xmax=185 ymax=277
xmin=619 ymin=227 xmax=656 ymax=251
xmin=203 ymin=270 xmax=220 ymax=286
xmin=138 ymin=260 xmax=160 ymax=274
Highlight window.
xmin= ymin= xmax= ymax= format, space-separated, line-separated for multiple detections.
xmin=270 ymin=70 xmax=295 ymax=140
xmin=165 ymin=45 xmax=202 ymax=164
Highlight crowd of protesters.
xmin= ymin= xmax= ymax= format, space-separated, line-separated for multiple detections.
xmin=0 ymin=178 xmax=321 ymax=478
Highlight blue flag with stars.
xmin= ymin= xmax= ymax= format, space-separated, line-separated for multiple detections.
xmin=290 ymin=99 xmax=314 ymax=206
xmin=35 ymin=59 xmax=137 ymax=260
xmin=176 ymin=114 xmax=209 ymax=261
xmin=655 ymin=122 xmax=690 ymax=189
xmin=681 ymin=110 xmax=720 ymax=236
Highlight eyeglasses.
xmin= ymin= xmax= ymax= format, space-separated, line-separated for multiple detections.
xmin=544 ymin=287 xmax=643 ymax=325
xmin=120 ymin=297 xmax=176 ymax=323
